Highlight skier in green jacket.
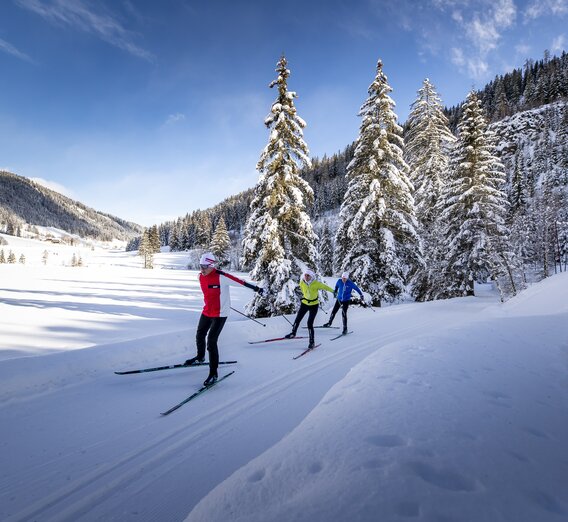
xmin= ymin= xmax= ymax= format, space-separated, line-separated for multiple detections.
xmin=285 ymin=269 xmax=334 ymax=348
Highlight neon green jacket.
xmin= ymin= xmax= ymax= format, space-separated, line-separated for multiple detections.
xmin=299 ymin=279 xmax=334 ymax=305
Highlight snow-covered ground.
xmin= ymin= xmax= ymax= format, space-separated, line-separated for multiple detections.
xmin=0 ymin=233 xmax=567 ymax=522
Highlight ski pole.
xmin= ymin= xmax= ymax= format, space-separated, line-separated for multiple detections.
xmin=364 ymin=301 xmax=376 ymax=312
xmin=281 ymin=314 xmax=293 ymax=326
xmin=230 ymin=307 xmax=267 ymax=327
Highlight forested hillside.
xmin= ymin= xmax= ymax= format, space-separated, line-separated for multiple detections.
xmin=0 ymin=170 xmax=143 ymax=241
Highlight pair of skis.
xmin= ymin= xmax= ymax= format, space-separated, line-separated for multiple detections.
xmin=249 ymin=330 xmax=353 ymax=359
xmin=115 ymin=360 xmax=237 ymax=415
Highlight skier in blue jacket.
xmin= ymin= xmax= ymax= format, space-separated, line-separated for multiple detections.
xmin=323 ymin=271 xmax=365 ymax=334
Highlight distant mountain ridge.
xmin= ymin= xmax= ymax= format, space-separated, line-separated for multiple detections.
xmin=0 ymin=170 xmax=143 ymax=241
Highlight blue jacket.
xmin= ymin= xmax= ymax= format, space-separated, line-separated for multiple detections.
xmin=334 ymin=278 xmax=363 ymax=303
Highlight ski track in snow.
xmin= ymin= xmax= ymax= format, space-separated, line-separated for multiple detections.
xmin=1 ymin=304 xmax=464 ymax=522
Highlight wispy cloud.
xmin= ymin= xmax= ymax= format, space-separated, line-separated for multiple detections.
xmin=515 ymin=42 xmax=531 ymax=56
xmin=15 ymin=0 xmax=154 ymax=61
xmin=163 ymin=113 xmax=186 ymax=126
xmin=431 ymin=0 xmax=516 ymax=80
xmin=31 ymin=177 xmax=74 ymax=197
xmin=551 ymin=34 xmax=566 ymax=52
xmin=0 ymin=37 xmax=34 ymax=62
xmin=524 ymin=0 xmax=568 ymax=21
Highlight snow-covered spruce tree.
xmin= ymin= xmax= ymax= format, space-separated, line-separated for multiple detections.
xmin=242 ymin=55 xmax=318 ymax=317
xmin=318 ymin=220 xmax=334 ymax=276
xmin=439 ymin=91 xmax=517 ymax=299
xmin=209 ymin=216 xmax=231 ymax=267
xmin=194 ymin=212 xmax=212 ymax=248
xmin=404 ymin=78 xmax=456 ymax=301
xmin=148 ymin=225 xmax=161 ymax=253
xmin=335 ymin=59 xmax=423 ymax=307
xmin=138 ymin=229 xmax=154 ymax=269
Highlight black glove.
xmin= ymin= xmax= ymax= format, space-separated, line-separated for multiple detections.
xmin=256 ymin=287 xmax=264 ymax=296
xmin=333 ymin=290 xmax=338 ymax=298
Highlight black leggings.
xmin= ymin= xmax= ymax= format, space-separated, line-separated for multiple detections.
xmin=330 ymin=300 xmax=350 ymax=328
xmin=292 ymin=303 xmax=319 ymax=340
xmin=196 ymin=314 xmax=227 ymax=373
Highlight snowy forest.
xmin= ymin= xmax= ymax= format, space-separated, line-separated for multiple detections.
xmin=130 ymin=51 xmax=567 ymax=316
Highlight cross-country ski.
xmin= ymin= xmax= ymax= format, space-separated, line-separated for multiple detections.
xmin=292 ymin=343 xmax=322 ymax=360
xmin=248 ymin=336 xmax=307 ymax=344
xmin=114 ymin=360 xmax=237 ymax=375
xmin=302 ymin=325 xmax=340 ymax=329
xmin=330 ymin=331 xmax=353 ymax=341
xmin=161 ymin=371 xmax=235 ymax=416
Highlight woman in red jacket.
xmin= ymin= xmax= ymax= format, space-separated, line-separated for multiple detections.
xmin=185 ymin=252 xmax=263 ymax=385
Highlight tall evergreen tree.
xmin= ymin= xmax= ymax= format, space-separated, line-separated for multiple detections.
xmin=194 ymin=212 xmax=212 ymax=248
xmin=318 ymin=221 xmax=334 ymax=277
xmin=439 ymin=91 xmax=515 ymax=298
xmin=405 ymin=79 xmax=455 ymax=224
xmin=242 ymin=55 xmax=318 ymax=317
xmin=404 ymin=79 xmax=455 ymax=300
xmin=335 ymin=59 xmax=422 ymax=306
xmin=148 ymin=225 xmax=161 ymax=253
xmin=210 ymin=216 xmax=231 ymax=267
xmin=138 ymin=229 xmax=154 ymax=269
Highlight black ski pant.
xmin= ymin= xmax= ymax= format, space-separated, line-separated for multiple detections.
xmin=196 ymin=314 xmax=227 ymax=374
xmin=329 ymin=300 xmax=350 ymax=329
xmin=292 ymin=303 xmax=319 ymax=344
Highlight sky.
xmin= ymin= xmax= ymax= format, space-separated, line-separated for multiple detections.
xmin=0 ymin=0 xmax=567 ymax=226
xmin=1 ymin=234 xmax=567 ymax=521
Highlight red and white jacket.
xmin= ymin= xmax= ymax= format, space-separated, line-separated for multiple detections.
xmin=199 ymin=269 xmax=260 ymax=318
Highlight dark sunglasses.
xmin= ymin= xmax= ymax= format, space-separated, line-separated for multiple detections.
xmin=200 ymin=264 xmax=212 ymax=269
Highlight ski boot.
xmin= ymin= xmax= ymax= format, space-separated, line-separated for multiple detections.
xmin=203 ymin=371 xmax=218 ymax=386
xmin=184 ymin=356 xmax=205 ymax=366
xmin=308 ymin=330 xmax=315 ymax=349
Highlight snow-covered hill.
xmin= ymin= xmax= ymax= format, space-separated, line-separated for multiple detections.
xmin=0 ymin=170 xmax=143 ymax=241
xmin=491 ymin=101 xmax=568 ymax=188
xmin=0 ymin=246 xmax=566 ymax=522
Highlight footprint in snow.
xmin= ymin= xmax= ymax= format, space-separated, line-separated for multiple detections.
xmin=483 ymin=390 xmax=511 ymax=400
xmin=366 ymin=434 xmax=407 ymax=448
xmin=522 ymin=426 xmax=550 ymax=439
xmin=528 ymin=489 xmax=566 ymax=516
xmin=406 ymin=461 xmax=477 ymax=492
xmin=308 ymin=461 xmax=324 ymax=474
xmin=247 ymin=469 xmax=266 ymax=483
xmin=395 ymin=501 xmax=421 ymax=518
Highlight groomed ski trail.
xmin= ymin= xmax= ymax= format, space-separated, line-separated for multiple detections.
xmin=1 ymin=301 xmax=494 ymax=522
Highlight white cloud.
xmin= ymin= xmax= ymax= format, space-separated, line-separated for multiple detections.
xmin=524 ymin=0 xmax=568 ymax=21
xmin=30 ymin=177 xmax=75 ymax=197
xmin=465 ymin=0 xmax=516 ymax=52
xmin=451 ymin=47 xmax=466 ymax=66
xmin=438 ymin=0 xmax=516 ymax=80
xmin=466 ymin=58 xmax=489 ymax=78
xmin=0 ymin=37 xmax=33 ymax=62
xmin=15 ymin=0 xmax=154 ymax=61
xmin=551 ymin=34 xmax=566 ymax=53
xmin=164 ymin=113 xmax=186 ymax=126
xmin=515 ymin=43 xmax=532 ymax=56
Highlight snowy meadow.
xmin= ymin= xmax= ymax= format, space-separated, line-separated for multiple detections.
xmin=0 ymin=234 xmax=567 ymax=522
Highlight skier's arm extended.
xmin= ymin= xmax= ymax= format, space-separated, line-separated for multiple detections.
xmin=217 ymin=269 xmax=263 ymax=294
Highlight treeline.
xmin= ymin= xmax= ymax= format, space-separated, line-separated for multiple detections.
xmin=132 ymin=53 xmax=568 ymax=285
xmin=446 ymin=51 xmax=568 ymax=129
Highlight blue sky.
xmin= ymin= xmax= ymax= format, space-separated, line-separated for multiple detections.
xmin=0 ymin=0 xmax=567 ymax=226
